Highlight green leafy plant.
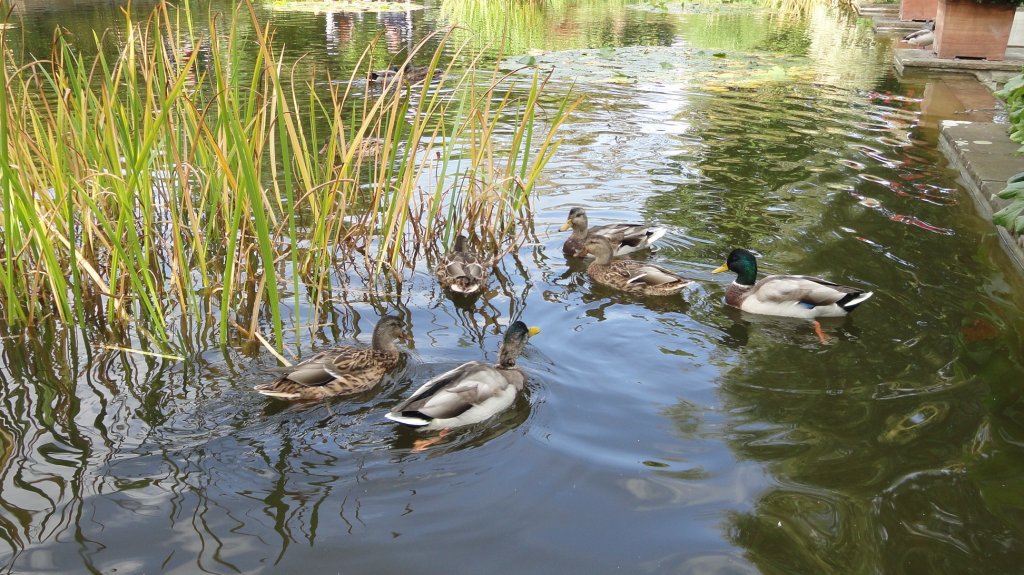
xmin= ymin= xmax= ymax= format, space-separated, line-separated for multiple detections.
xmin=993 ymin=172 xmax=1024 ymax=234
xmin=992 ymin=75 xmax=1024 ymax=236
xmin=995 ymin=73 xmax=1024 ymax=153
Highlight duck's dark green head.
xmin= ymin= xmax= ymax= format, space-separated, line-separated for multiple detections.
xmin=712 ymin=248 xmax=758 ymax=285
xmin=499 ymin=321 xmax=541 ymax=367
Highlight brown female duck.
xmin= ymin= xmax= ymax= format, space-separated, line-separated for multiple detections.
xmin=368 ymin=63 xmax=439 ymax=84
xmin=581 ymin=236 xmax=692 ymax=296
xmin=436 ymin=235 xmax=487 ymax=295
xmin=254 ymin=315 xmax=406 ymax=400
xmin=559 ymin=207 xmax=666 ymax=257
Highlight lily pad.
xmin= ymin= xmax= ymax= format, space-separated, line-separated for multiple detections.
xmin=267 ymin=0 xmax=424 ymax=13
xmin=502 ymin=45 xmax=814 ymax=91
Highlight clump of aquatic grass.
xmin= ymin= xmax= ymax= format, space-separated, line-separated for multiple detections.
xmin=0 ymin=1 xmax=576 ymax=350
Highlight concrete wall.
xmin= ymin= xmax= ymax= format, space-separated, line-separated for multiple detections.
xmin=1012 ymin=9 xmax=1024 ymax=47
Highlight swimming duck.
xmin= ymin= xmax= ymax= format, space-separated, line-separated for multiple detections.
xmin=903 ymin=22 xmax=934 ymax=47
xmin=367 ymin=63 xmax=439 ymax=84
xmin=581 ymin=236 xmax=693 ymax=296
xmin=559 ymin=207 xmax=667 ymax=257
xmin=320 ymin=136 xmax=384 ymax=163
xmin=436 ymin=235 xmax=487 ymax=295
xmin=254 ymin=315 xmax=406 ymax=400
xmin=712 ymin=248 xmax=873 ymax=341
xmin=385 ymin=321 xmax=540 ymax=442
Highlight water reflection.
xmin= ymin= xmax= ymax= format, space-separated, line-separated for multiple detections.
xmin=711 ymin=287 xmax=1024 ymax=572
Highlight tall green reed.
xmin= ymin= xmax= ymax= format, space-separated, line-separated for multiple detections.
xmin=0 ymin=1 xmax=575 ymax=352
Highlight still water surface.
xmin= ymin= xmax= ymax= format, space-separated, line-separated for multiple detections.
xmin=3 ymin=1 xmax=1024 ymax=573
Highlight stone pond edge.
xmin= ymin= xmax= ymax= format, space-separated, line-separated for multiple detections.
xmin=939 ymin=120 xmax=1024 ymax=276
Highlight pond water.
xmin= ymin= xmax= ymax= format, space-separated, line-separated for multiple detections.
xmin=3 ymin=0 xmax=1024 ymax=573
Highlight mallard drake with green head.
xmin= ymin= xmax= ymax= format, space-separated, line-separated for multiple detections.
xmin=560 ymin=207 xmax=666 ymax=257
xmin=254 ymin=315 xmax=406 ymax=400
xmin=386 ymin=321 xmax=540 ymax=434
xmin=436 ymin=235 xmax=487 ymax=295
xmin=903 ymin=21 xmax=934 ymax=47
xmin=712 ymin=248 xmax=873 ymax=340
xmin=581 ymin=236 xmax=692 ymax=296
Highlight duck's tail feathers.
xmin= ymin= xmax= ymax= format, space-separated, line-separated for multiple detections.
xmin=450 ymin=280 xmax=481 ymax=294
xmin=253 ymin=385 xmax=299 ymax=400
xmin=645 ymin=227 xmax=668 ymax=245
xmin=385 ymin=412 xmax=432 ymax=427
xmin=837 ymin=291 xmax=873 ymax=312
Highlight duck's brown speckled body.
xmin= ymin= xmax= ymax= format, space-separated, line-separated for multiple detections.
xmin=254 ymin=316 xmax=405 ymax=400
xmin=560 ymin=207 xmax=666 ymax=257
xmin=436 ymin=235 xmax=487 ymax=295
xmin=582 ymin=236 xmax=692 ymax=296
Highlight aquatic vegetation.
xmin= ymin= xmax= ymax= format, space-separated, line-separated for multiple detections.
xmin=995 ymin=72 xmax=1024 ymax=154
xmin=0 ymin=1 xmax=574 ymax=349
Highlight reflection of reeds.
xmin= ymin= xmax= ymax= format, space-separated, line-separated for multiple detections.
xmin=0 ymin=1 xmax=575 ymax=348
xmin=761 ymin=0 xmax=854 ymax=19
xmin=440 ymin=0 xmax=631 ymax=54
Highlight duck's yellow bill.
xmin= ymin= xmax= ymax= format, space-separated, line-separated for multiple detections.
xmin=712 ymin=263 xmax=729 ymax=274
xmin=558 ymin=221 xmax=572 ymax=232
xmin=528 ymin=326 xmax=542 ymax=336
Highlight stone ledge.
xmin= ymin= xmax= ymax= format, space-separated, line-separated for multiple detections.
xmin=939 ymin=121 xmax=1024 ymax=275
xmin=895 ymin=48 xmax=1024 ymax=87
xmin=896 ymin=47 xmax=1024 ymax=70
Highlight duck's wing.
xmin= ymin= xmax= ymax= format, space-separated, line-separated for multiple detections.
xmin=752 ymin=275 xmax=864 ymax=308
xmin=442 ymin=252 xmax=486 ymax=279
xmin=462 ymin=253 xmax=487 ymax=280
xmin=386 ymin=362 xmax=509 ymax=425
xmin=624 ymin=262 xmax=692 ymax=287
xmin=591 ymin=223 xmax=667 ymax=250
xmin=265 ymin=348 xmax=360 ymax=388
xmin=442 ymin=257 xmax=469 ymax=278
xmin=254 ymin=347 xmax=394 ymax=398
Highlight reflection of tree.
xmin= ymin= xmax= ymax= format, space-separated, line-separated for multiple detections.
xmin=645 ymin=13 xmax=1024 ymax=558
xmin=639 ymin=5 xmax=888 ymax=254
xmin=439 ymin=0 xmax=675 ymax=55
